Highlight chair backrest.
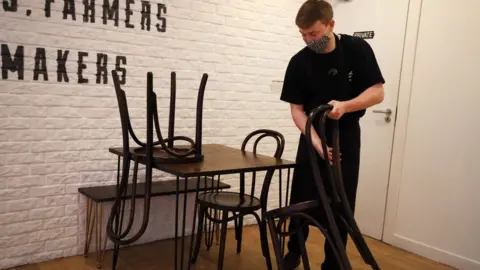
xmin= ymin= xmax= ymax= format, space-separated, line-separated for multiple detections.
xmin=106 ymin=71 xmax=156 ymax=245
xmin=241 ymin=129 xmax=285 ymax=212
xmin=304 ymin=104 xmax=343 ymax=205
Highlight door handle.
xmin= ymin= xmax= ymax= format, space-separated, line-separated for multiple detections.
xmin=372 ymin=109 xmax=393 ymax=123
xmin=372 ymin=109 xmax=392 ymax=115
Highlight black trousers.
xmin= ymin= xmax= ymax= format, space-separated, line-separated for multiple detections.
xmin=287 ymin=120 xmax=361 ymax=270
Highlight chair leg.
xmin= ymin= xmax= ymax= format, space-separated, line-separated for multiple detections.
xmin=235 ymin=214 xmax=243 ymax=254
xmin=111 ymin=203 xmax=120 ymax=270
xmin=260 ymin=221 xmax=273 ymax=270
xmin=205 ymin=208 xmax=215 ymax=250
xmin=217 ymin=211 xmax=229 ymax=270
xmin=112 ymin=244 xmax=120 ymax=270
xmin=191 ymin=205 xmax=206 ymax=264
xmin=293 ymin=217 xmax=310 ymax=270
xmin=251 ymin=212 xmax=272 ymax=270
xmin=215 ymin=210 xmax=220 ymax=245
xmin=234 ymin=214 xmax=238 ymax=239
xmin=308 ymin=214 xmax=350 ymax=270
xmin=266 ymin=217 xmax=285 ymax=270
xmin=110 ymin=194 xmax=123 ymax=270
xmin=337 ymin=215 xmax=380 ymax=270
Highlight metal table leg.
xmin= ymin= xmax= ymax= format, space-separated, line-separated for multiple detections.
xmin=84 ymin=198 xmax=95 ymax=258
xmin=174 ymin=175 xmax=203 ymax=270
xmin=83 ymin=199 xmax=108 ymax=268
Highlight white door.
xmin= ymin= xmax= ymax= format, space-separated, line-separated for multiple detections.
xmin=332 ymin=0 xmax=410 ymax=239
xmin=384 ymin=0 xmax=480 ymax=269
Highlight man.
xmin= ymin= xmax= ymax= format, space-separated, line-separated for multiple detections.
xmin=279 ymin=0 xmax=385 ymax=269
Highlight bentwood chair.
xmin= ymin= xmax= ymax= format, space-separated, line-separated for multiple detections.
xmin=189 ymin=129 xmax=285 ymax=270
xmin=106 ymin=70 xmax=211 ymax=269
xmin=263 ymin=104 xmax=380 ymax=270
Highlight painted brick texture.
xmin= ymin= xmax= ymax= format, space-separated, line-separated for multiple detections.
xmin=0 ymin=0 xmax=305 ymax=268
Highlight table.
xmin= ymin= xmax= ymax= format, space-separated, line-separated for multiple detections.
xmin=109 ymin=143 xmax=296 ymax=269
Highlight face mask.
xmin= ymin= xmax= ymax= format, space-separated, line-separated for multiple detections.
xmin=306 ymin=34 xmax=331 ymax=53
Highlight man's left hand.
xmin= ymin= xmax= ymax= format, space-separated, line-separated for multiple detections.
xmin=328 ymin=100 xmax=347 ymax=120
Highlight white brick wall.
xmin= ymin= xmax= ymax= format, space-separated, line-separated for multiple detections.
xmin=0 ymin=0 xmax=305 ymax=268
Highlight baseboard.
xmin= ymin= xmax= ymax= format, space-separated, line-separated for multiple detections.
xmin=389 ymin=234 xmax=480 ymax=270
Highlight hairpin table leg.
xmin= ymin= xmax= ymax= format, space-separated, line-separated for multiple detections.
xmin=84 ymin=199 xmax=95 ymax=257
xmin=95 ymin=203 xmax=108 ymax=268
xmin=83 ymin=199 xmax=108 ymax=268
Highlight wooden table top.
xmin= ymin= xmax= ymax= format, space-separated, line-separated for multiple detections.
xmin=109 ymin=144 xmax=296 ymax=177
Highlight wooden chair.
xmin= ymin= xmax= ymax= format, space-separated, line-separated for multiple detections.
xmin=105 ymin=70 xmax=211 ymax=269
xmin=263 ymin=104 xmax=380 ymax=270
xmin=189 ymin=129 xmax=286 ymax=270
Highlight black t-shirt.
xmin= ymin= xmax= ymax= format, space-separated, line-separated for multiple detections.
xmin=280 ymin=34 xmax=385 ymax=121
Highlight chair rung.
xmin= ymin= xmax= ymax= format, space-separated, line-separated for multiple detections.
xmin=264 ymin=200 xmax=319 ymax=219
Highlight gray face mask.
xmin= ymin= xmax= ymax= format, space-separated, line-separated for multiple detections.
xmin=306 ymin=35 xmax=331 ymax=53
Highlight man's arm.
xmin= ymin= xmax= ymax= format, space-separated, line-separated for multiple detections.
xmin=328 ymin=83 xmax=384 ymax=119
xmin=291 ymin=104 xmax=332 ymax=161
xmin=344 ymin=82 xmax=384 ymax=113
xmin=328 ymin=38 xmax=385 ymax=119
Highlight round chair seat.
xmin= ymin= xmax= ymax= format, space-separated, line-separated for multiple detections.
xmin=197 ymin=191 xmax=261 ymax=212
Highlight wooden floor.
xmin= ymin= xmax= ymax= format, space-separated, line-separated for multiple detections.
xmin=11 ymin=225 xmax=453 ymax=270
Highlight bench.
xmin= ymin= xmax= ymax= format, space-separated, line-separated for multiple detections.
xmin=78 ymin=178 xmax=231 ymax=268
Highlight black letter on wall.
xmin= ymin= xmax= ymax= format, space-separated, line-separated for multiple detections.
xmin=96 ymin=53 xmax=108 ymax=84
xmin=156 ymin=3 xmax=166 ymax=32
xmin=77 ymin=51 xmax=88 ymax=84
xmin=1 ymin=44 xmax=24 ymax=80
xmin=102 ymin=0 xmax=119 ymax=26
xmin=125 ymin=0 xmax=134 ymax=29
xmin=83 ymin=0 xmax=95 ymax=23
xmin=115 ymin=56 xmax=126 ymax=85
xmin=141 ymin=1 xmax=151 ymax=31
xmin=34 ymin=48 xmax=48 ymax=81
xmin=45 ymin=0 xmax=54 ymax=17
xmin=57 ymin=49 xmax=69 ymax=82
xmin=63 ymin=0 xmax=76 ymax=20
xmin=3 ymin=0 xmax=18 ymax=12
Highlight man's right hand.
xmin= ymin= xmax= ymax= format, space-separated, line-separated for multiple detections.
xmin=317 ymin=145 xmax=334 ymax=164
xmin=290 ymin=103 xmax=339 ymax=165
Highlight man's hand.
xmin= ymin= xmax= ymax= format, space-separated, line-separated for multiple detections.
xmin=289 ymin=103 xmax=341 ymax=165
xmin=327 ymin=100 xmax=347 ymax=120
xmin=290 ymin=104 xmax=336 ymax=164
xmin=317 ymin=145 xmax=333 ymax=163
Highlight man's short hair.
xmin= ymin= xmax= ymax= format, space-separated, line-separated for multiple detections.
xmin=295 ymin=0 xmax=334 ymax=29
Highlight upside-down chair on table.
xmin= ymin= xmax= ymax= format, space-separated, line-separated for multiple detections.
xmin=105 ymin=70 xmax=215 ymax=269
xmin=263 ymin=104 xmax=381 ymax=270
